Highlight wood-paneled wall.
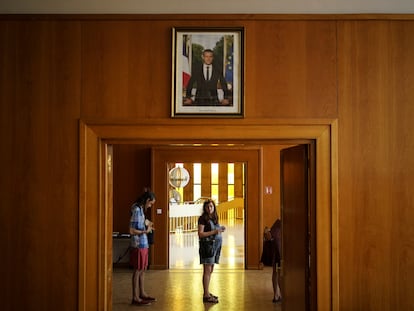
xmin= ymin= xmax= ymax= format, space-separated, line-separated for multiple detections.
xmin=112 ymin=145 xmax=152 ymax=232
xmin=337 ymin=20 xmax=414 ymax=311
xmin=1 ymin=14 xmax=414 ymax=311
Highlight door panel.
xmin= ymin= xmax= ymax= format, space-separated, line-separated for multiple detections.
xmin=104 ymin=145 xmax=113 ymax=309
xmin=280 ymin=145 xmax=309 ymax=311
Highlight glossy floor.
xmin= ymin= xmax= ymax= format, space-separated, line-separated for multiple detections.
xmin=169 ymin=219 xmax=245 ymax=270
xmin=112 ymin=267 xmax=281 ymax=311
xmin=113 ymin=219 xmax=280 ymax=310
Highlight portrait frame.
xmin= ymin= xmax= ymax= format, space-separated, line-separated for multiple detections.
xmin=171 ymin=27 xmax=244 ymax=118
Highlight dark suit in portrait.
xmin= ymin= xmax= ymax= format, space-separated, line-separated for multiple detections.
xmin=185 ymin=63 xmax=231 ymax=106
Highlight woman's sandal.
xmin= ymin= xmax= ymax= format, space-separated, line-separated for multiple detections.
xmin=203 ymin=295 xmax=219 ymax=303
xmin=210 ymin=293 xmax=218 ymax=299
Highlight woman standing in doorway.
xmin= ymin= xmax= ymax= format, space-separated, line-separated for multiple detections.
xmin=198 ymin=199 xmax=226 ymax=304
xmin=129 ymin=189 xmax=156 ymax=306
xmin=271 ymin=218 xmax=282 ymax=303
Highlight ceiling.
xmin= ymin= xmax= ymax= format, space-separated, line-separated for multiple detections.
xmin=1 ymin=0 xmax=414 ymax=14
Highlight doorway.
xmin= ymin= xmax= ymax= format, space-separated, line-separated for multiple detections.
xmin=112 ymin=143 xmax=316 ymax=309
xmin=167 ymin=161 xmax=246 ymax=270
xmin=151 ymin=146 xmax=261 ymax=270
xmin=78 ymin=121 xmax=338 ymax=311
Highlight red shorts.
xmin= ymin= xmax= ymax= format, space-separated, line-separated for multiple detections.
xmin=130 ymin=248 xmax=149 ymax=270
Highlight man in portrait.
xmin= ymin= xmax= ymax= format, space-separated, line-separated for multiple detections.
xmin=183 ymin=49 xmax=231 ymax=106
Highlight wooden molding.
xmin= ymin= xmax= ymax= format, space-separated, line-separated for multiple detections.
xmin=78 ymin=119 xmax=338 ymax=311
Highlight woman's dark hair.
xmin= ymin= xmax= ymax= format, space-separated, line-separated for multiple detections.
xmin=270 ymin=218 xmax=281 ymax=240
xmin=134 ymin=188 xmax=156 ymax=206
xmin=201 ymin=199 xmax=218 ymax=224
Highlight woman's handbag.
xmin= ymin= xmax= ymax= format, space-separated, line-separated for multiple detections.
xmin=199 ymin=237 xmax=216 ymax=258
xmin=147 ymin=230 xmax=154 ymax=245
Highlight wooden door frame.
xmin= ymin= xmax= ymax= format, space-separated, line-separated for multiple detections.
xmin=151 ymin=146 xmax=261 ymax=270
xmin=78 ymin=119 xmax=338 ymax=311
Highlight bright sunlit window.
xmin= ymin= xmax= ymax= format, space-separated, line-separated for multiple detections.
xmin=228 ymin=163 xmax=234 ymax=201
xmin=193 ymin=163 xmax=201 ymax=200
xmin=172 ymin=162 xmax=241 ymax=203
xmin=211 ymin=163 xmax=219 ymax=202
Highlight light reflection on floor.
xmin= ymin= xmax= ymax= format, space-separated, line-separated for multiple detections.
xmin=113 ymin=268 xmax=280 ymax=311
xmin=169 ymin=219 xmax=245 ymax=270
xmin=113 ymin=219 xmax=281 ymax=310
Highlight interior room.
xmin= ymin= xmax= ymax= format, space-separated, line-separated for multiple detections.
xmin=1 ymin=1 xmax=414 ymax=311
xmin=110 ymin=142 xmax=313 ymax=310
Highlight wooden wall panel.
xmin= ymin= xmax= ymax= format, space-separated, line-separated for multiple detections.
xmin=218 ymin=162 xmax=228 ymax=203
xmin=262 ymin=145 xmax=290 ymax=227
xmin=201 ymin=163 xmax=212 ymax=197
xmin=0 ymin=20 xmax=82 ymax=310
xmin=234 ymin=162 xmax=244 ymax=198
xmin=81 ymin=21 xmax=172 ymax=119
xmin=80 ymin=19 xmax=337 ymax=120
xmin=247 ymin=20 xmax=338 ymax=118
xmin=337 ymin=20 xmax=414 ymax=311
xmin=183 ymin=163 xmax=194 ymax=202
xmin=1 ymin=14 xmax=414 ymax=311
xmin=112 ymin=145 xmax=151 ymax=233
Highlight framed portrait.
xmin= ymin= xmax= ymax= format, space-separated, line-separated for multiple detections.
xmin=171 ymin=27 xmax=244 ymax=118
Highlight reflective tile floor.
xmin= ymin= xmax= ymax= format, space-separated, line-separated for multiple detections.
xmin=112 ymin=267 xmax=281 ymax=311
xmin=113 ymin=219 xmax=281 ymax=310
xmin=169 ymin=219 xmax=245 ymax=270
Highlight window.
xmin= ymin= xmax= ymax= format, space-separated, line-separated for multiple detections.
xmin=228 ymin=163 xmax=234 ymax=201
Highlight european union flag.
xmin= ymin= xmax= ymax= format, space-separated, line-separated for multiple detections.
xmin=225 ymin=45 xmax=233 ymax=89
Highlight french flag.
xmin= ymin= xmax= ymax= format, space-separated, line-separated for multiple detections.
xmin=182 ymin=35 xmax=191 ymax=88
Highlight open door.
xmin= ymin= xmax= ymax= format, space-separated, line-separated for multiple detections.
xmin=280 ymin=144 xmax=316 ymax=311
xmin=104 ymin=144 xmax=114 ymax=309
